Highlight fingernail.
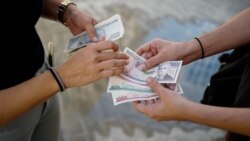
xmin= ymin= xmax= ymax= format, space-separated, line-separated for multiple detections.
xmin=138 ymin=64 xmax=145 ymax=70
xmin=147 ymin=77 xmax=153 ymax=83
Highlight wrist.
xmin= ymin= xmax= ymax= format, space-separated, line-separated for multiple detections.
xmin=57 ymin=0 xmax=77 ymax=25
xmin=63 ymin=4 xmax=78 ymax=26
xmin=182 ymin=39 xmax=203 ymax=64
xmin=55 ymin=66 xmax=70 ymax=89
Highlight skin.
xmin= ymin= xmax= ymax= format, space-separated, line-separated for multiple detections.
xmin=43 ymin=0 xmax=98 ymax=40
xmin=0 ymin=0 xmax=128 ymax=125
xmin=133 ymin=8 xmax=250 ymax=136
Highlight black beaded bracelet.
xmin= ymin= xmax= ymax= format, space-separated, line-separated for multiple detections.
xmin=194 ymin=37 xmax=205 ymax=59
xmin=48 ymin=67 xmax=66 ymax=92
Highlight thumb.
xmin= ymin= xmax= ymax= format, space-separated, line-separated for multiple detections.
xmin=147 ymin=77 xmax=164 ymax=97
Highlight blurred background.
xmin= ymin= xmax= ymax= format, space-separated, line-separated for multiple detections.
xmin=36 ymin=0 xmax=250 ymax=141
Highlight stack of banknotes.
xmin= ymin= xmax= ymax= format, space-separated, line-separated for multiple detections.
xmin=107 ymin=47 xmax=183 ymax=106
xmin=65 ymin=14 xmax=124 ymax=53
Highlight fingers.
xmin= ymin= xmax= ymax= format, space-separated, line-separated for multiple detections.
xmin=146 ymin=77 xmax=164 ymax=97
xmin=85 ymin=23 xmax=98 ymax=42
xmin=144 ymin=52 xmax=154 ymax=59
xmin=136 ymin=42 xmax=151 ymax=56
xmin=136 ymin=40 xmax=161 ymax=70
xmin=145 ymin=100 xmax=155 ymax=105
xmin=94 ymin=41 xmax=119 ymax=52
xmin=151 ymin=41 xmax=159 ymax=55
xmin=92 ymin=18 xmax=98 ymax=25
xmin=138 ymin=55 xmax=161 ymax=70
xmin=85 ymin=18 xmax=99 ymax=42
xmin=136 ymin=40 xmax=158 ymax=55
xmin=97 ymin=59 xmax=128 ymax=71
xmin=99 ymin=68 xmax=124 ymax=78
xmin=132 ymin=101 xmax=149 ymax=115
xmin=96 ymin=52 xmax=128 ymax=62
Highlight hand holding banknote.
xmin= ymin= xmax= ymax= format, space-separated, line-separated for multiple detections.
xmin=107 ymin=47 xmax=183 ymax=106
xmin=65 ymin=8 xmax=98 ymax=42
xmin=136 ymin=38 xmax=193 ymax=70
xmin=133 ymin=77 xmax=188 ymax=121
xmin=65 ymin=15 xmax=124 ymax=53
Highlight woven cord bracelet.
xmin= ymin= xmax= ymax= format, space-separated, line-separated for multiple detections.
xmin=48 ymin=67 xmax=66 ymax=92
xmin=194 ymin=37 xmax=205 ymax=59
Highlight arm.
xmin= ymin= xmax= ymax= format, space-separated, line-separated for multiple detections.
xmin=136 ymin=7 xmax=250 ymax=70
xmin=187 ymin=101 xmax=250 ymax=136
xmin=42 ymin=0 xmax=98 ymax=40
xmin=0 ymin=41 xmax=128 ymax=125
xmin=186 ymin=7 xmax=250 ymax=61
xmin=133 ymin=78 xmax=250 ymax=136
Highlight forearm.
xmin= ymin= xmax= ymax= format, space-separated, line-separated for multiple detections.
xmin=184 ymin=8 xmax=250 ymax=63
xmin=0 ymin=71 xmax=59 ymax=125
xmin=185 ymin=102 xmax=250 ymax=136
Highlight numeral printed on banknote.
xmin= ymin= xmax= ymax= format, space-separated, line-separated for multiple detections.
xmin=65 ymin=14 xmax=125 ymax=53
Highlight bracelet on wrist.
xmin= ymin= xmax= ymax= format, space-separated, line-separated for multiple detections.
xmin=194 ymin=37 xmax=205 ymax=59
xmin=48 ymin=67 xmax=66 ymax=92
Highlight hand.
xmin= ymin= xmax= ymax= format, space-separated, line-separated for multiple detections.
xmin=136 ymin=38 xmax=192 ymax=71
xmin=133 ymin=77 xmax=191 ymax=121
xmin=57 ymin=41 xmax=129 ymax=88
xmin=64 ymin=5 xmax=98 ymax=42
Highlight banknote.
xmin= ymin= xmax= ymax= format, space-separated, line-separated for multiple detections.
xmin=107 ymin=76 xmax=154 ymax=94
xmin=111 ymin=91 xmax=159 ymax=106
xmin=107 ymin=76 xmax=157 ymax=106
xmin=121 ymin=47 xmax=183 ymax=84
xmin=65 ymin=14 xmax=125 ymax=53
xmin=108 ymin=76 xmax=183 ymax=106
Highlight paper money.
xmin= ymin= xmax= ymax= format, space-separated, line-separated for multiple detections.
xmin=121 ymin=47 xmax=183 ymax=84
xmin=107 ymin=47 xmax=184 ymax=106
xmin=65 ymin=14 xmax=125 ymax=53
xmin=107 ymin=76 xmax=156 ymax=106
xmin=108 ymin=76 xmax=183 ymax=106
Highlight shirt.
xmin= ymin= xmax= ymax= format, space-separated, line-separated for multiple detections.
xmin=0 ymin=0 xmax=45 ymax=89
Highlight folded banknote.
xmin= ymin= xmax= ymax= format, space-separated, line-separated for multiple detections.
xmin=65 ymin=14 xmax=125 ymax=53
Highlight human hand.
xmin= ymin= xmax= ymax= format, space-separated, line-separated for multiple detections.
xmin=136 ymin=38 xmax=194 ymax=71
xmin=64 ymin=5 xmax=99 ymax=42
xmin=57 ymin=41 xmax=129 ymax=88
xmin=133 ymin=77 xmax=191 ymax=121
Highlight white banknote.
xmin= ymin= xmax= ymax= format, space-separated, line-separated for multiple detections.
xmin=121 ymin=47 xmax=183 ymax=84
xmin=108 ymin=76 xmax=183 ymax=106
xmin=65 ymin=14 xmax=125 ymax=53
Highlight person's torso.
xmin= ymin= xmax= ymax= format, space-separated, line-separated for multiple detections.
xmin=0 ymin=0 xmax=45 ymax=89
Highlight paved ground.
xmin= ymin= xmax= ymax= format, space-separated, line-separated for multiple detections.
xmin=36 ymin=1 xmax=250 ymax=141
